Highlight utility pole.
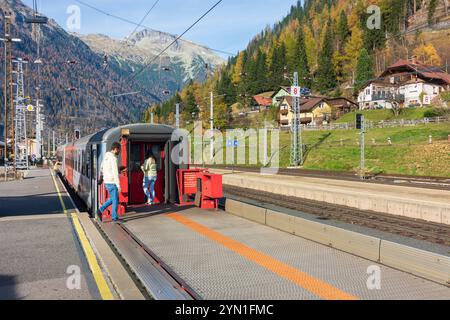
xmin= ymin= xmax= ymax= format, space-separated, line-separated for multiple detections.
xmin=175 ymin=103 xmax=180 ymax=128
xmin=8 ymin=36 xmax=14 ymax=174
xmin=25 ymin=2 xmax=47 ymax=161
xmin=356 ymin=114 xmax=365 ymax=179
xmin=290 ymin=72 xmax=303 ymax=167
xmin=150 ymin=112 xmax=154 ymax=125
xmin=13 ymin=58 xmax=29 ymax=170
xmin=35 ymin=100 xmax=43 ymax=159
xmin=47 ymin=131 xmax=50 ymax=158
xmin=52 ymin=130 xmax=55 ymax=156
xmin=2 ymin=12 xmax=10 ymax=181
xmin=210 ymin=91 xmax=214 ymax=161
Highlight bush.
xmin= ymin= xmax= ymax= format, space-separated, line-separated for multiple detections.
xmin=440 ymin=92 xmax=450 ymax=102
xmin=423 ymin=108 xmax=442 ymax=118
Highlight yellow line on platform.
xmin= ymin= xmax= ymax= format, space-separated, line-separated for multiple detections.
xmin=49 ymin=169 xmax=114 ymax=300
xmin=168 ymin=213 xmax=359 ymax=301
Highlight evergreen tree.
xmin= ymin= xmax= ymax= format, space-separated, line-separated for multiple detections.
xmin=354 ymin=48 xmax=374 ymax=95
xmin=183 ymin=89 xmax=199 ymax=120
xmin=217 ymin=71 xmax=236 ymax=105
xmin=269 ymin=43 xmax=287 ymax=90
xmin=244 ymin=55 xmax=258 ymax=95
xmin=255 ymin=49 xmax=268 ymax=93
xmin=295 ymin=26 xmax=311 ymax=89
xmin=315 ymin=22 xmax=337 ymax=94
xmin=337 ymin=10 xmax=350 ymax=44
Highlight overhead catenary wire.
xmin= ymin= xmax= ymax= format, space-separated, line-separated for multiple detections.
xmin=38 ymin=21 xmax=145 ymax=125
xmin=115 ymin=0 xmax=161 ymax=58
xmin=126 ymin=0 xmax=224 ymax=83
xmin=74 ymin=0 xmax=233 ymax=57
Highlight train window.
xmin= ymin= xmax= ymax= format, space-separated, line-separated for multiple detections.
xmin=86 ymin=150 xmax=91 ymax=179
xmin=130 ymin=144 xmax=142 ymax=172
xmin=81 ymin=150 xmax=85 ymax=176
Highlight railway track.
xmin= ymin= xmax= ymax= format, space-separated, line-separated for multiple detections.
xmin=210 ymin=166 xmax=450 ymax=190
xmin=223 ymin=185 xmax=450 ymax=247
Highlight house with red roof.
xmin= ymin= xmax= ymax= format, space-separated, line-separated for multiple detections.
xmin=252 ymin=91 xmax=275 ymax=111
xmin=357 ymin=58 xmax=450 ymax=109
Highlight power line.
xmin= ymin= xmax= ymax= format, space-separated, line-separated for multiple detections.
xmin=127 ymin=0 xmax=224 ymax=83
xmin=38 ymin=23 xmax=147 ymax=126
xmin=116 ymin=0 xmax=161 ymax=57
xmin=74 ymin=0 xmax=233 ymax=56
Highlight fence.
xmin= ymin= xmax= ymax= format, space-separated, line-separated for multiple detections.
xmin=300 ymin=116 xmax=450 ymax=131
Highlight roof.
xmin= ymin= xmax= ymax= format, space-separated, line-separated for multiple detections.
xmin=326 ymin=97 xmax=358 ymax=108
xmin=272 ymin=87 xmax=291 ymax=97
xmin=253 ymin=95 xmax=273 ymax=107
xmin=404 ymin=78 xmax=426 ymax=85
xmin=254 ymin=91 xmax=275 ymax=99
xmin=382 ymin=59 xmax=450 ymax=85
xmin=72 ymin=124 xmax=175 ymax=148
xmin=283 ymin=96 xmax=326 ymax=112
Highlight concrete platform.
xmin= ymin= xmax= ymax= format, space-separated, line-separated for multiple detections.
xmin=121 ymin=207 xmax=450 ymax=300
xmin=0 ymin=169 xmax=100 ymax=300
xmin=212 ymin=169 xmax=450 ymax=225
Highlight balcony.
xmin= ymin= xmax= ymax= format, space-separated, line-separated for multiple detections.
xmin=372 ymin=92 xmax=405 ymax=103
xmin=280 ymin=109 xmax=289 ymax=116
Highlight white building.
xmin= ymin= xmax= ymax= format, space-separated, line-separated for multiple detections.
xmin=358 ymin=59 xmax=450 ymax=109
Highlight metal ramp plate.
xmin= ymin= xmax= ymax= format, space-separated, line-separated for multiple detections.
xmin=100 ymin=222 xmax=194 ymax=300
xmin=122 ymin=208 xmax=450 ymax=300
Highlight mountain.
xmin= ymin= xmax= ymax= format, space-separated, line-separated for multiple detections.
xmin=76 ymin=30 xmax=225 ymax=97
xmin=0 ymin=0 xmax=224 ymax=137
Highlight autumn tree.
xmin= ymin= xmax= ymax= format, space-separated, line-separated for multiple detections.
xmin=343 ymin=25 xmax=364 ymax=84
xmin=413 ymin=43 xmax=442 ymax=66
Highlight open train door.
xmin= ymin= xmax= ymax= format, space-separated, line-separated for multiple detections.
xmin=164 ymin=139 xmax=188 ymax=204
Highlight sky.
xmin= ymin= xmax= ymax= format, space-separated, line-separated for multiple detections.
xmin=22 ymin=0 xmax=299 ymax=57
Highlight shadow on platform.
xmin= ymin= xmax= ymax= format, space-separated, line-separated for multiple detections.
xmin=0 ymin=193 xmax=69 ymax=217
xmin=123 ymin=204 xmax=195 ymax=223
xmin=0 ymin=275 xmax=26 ymax=300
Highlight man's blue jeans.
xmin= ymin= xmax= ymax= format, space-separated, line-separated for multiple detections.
xmin=100 ymin=184 xmax=119 ymax=220
xmin=143 ymin=176 xmax=157 ymax=203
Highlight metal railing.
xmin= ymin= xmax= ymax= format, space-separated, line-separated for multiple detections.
xmin=299 ymin=116 xmax=450 ymax=131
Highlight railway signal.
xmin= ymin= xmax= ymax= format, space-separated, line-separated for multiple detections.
xmin=356 ymin=113 xmax=363 ymax=130
xmin=356 ymin=114 xmax=366 ymax=179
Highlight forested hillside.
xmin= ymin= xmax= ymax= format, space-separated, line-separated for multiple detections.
xmin=0 ymin=0 xmax=157 ymax=136
xmin=146 ymin=0 xmax=450 ymax=128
